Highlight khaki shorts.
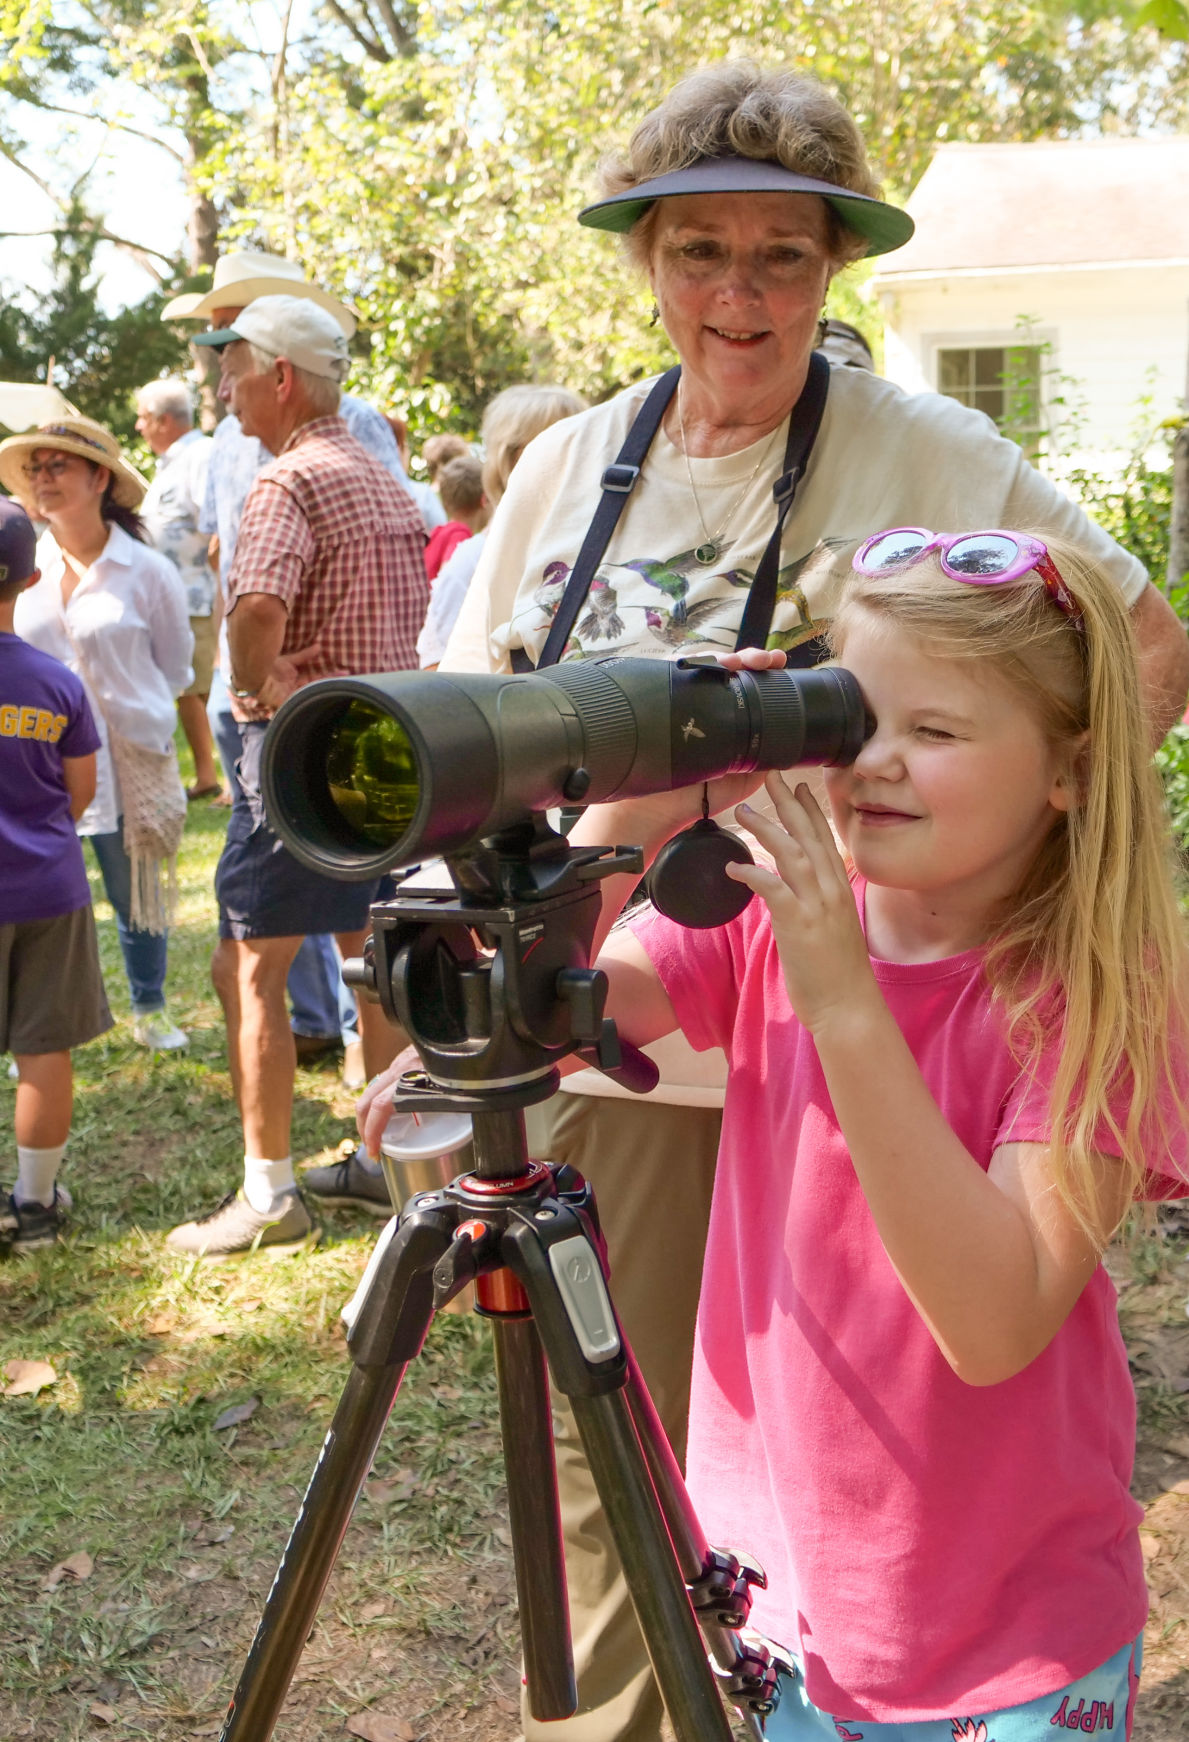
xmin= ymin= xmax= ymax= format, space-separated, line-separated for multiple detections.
xmin=183 ymin=613 xmax=217 ymax=698
xmin=0 ymin=904 xmax=113 ymax=1055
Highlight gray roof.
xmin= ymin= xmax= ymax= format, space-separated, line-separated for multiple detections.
xmin=875 ymin=138 xmax=1189 ymax=278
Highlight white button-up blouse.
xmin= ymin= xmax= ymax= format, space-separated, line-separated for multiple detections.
xmin=14 ymin=524 xmax=194 ymax=836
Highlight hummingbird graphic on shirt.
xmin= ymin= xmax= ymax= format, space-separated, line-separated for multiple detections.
xmin=643 ymin=601 xmax=731 ymax=648
xmin=620 ymin=543 xmax=737 ymax=627
xmin=533 ymin=560 xmax=570 ymax=618
xmin=577 ymin=576 xmax=625 ymax=643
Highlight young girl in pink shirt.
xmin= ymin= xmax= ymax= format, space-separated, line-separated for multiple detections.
xmin=571 ymin=528 xmax=1189 ymax=1740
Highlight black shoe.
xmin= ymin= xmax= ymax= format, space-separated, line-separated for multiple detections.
xmin=3 ymin=1186 xmax=72 ymax=1253
xmin=302 ymin=1142 xmax=393 ymax=1216
xmin=293 ymin=1032 xmax=342 ymax=1065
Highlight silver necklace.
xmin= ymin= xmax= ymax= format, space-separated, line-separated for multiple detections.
xmin=678 ymin=389 xmax=782 ymax=567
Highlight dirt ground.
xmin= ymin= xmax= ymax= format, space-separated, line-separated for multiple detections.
xmin=4 ymin=1218 xmax=1188 ymax=1742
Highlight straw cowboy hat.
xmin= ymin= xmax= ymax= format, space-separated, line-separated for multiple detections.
xmin=0 ymin=415 xmax=148 ymax=510
xmin=160 ymin=249 xmax=358 ymax=337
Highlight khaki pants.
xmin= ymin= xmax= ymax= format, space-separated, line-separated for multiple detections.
xmin=521 ymin=1091 xmax=722 ymax=1742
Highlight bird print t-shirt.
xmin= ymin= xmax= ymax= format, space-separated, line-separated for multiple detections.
xmin=439 ymin=364 xmax=1147 ymax=1105
xmin=441 ymin=364 xmax=1146 ymax=675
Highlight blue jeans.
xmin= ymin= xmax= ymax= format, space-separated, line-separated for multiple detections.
xmin=208 ymin=675 xmax=357 ymax=1043
xmin=289 ymin=933 xmax=358 ymax=1046
xmin=87 ymin=824 xmax=168 ymax=1015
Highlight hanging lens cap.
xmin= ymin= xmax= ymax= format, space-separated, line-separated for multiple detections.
xmin=647 ymin=818 xmax=754 ymax=929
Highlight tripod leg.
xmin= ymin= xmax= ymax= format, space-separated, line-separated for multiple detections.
xmin=570 ymin=1388 xmax=734 ymax=1742
xmin=219 ymin=1359 xmax=413 ymax=1740
xmin=491 ymin=1317 xmax=576 ymax=1720
xmin=218 ymin=1209 xmax=454 ymax=1742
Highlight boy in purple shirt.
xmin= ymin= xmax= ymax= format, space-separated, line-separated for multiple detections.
xmin=0 ymin=499 xmax=112 ymax=1250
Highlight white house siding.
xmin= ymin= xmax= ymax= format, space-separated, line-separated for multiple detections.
xmin=875 ymin=263 xmax=1189 ymax=463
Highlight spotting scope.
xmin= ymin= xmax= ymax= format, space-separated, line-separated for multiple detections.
xmin=260 ymin=655 xmax=870 ymax=881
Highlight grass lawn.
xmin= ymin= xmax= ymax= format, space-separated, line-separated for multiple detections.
xmin=0 ymin=757 xmax=1188 ymax=1739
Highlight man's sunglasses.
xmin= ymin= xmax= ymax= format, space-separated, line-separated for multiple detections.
xmin=852 ymin=528 xmax=1084 ymax=631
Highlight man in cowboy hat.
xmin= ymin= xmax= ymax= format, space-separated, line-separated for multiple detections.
xmin=164 ymin=295 xmax=430 ymax=1257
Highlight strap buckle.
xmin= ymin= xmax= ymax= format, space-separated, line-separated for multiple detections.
xmin=772 ymin=468 xmax=799 ymax=508
xmin=601 ymin=463 xmax=640 ymax=494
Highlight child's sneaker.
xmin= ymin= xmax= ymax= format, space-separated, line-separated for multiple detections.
xmin=132 ymin=1011 xmax=189 ymax=1052
xmin=3 ymin=1184 xmax=72 ymax=1253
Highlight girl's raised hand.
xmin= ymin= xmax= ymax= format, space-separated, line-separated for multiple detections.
xmin=729 ymin=771 xmax=879 ymax=1035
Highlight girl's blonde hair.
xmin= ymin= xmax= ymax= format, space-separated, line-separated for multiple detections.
xmin=828 ymin=533 xmax=1189 ymax=1240
xmin=480 ymin=384 xmax=588 ymax=506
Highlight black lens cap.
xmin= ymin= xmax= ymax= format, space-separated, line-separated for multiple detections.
xmin=647 ymin=818 xmax=754 ymax=929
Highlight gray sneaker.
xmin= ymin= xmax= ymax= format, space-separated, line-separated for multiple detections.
xmin=302 ymin=1142 xmax=393 ymax=1216
xmin=165 ymin=1190 xmax=315 ymax=1258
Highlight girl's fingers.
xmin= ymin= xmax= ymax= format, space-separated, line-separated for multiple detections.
xmin=761 ymin=776 xmax=850 ymax=888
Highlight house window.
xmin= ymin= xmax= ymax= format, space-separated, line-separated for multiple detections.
xmin=937 ymin=345 xmax=1043 ymax=450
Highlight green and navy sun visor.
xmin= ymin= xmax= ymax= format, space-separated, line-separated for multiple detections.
xmin=578 ymin=155 xmax=914 ymax=258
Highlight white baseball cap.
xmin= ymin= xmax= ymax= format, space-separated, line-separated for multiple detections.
xmin=192 ymin=295 xmax=351 ymax=382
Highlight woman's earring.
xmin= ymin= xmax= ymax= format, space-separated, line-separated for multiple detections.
xmin=816 ymin=314 xmax=829 ymax=348
xmin=649 ymin=302 xmax=661 ymax=328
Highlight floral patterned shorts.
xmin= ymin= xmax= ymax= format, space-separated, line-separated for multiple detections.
xmin=761 ymin=1635 xmax=1142 ymax=1742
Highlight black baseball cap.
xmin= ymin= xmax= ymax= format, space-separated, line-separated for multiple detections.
xmin=0 ymin=498 xmax=37 ymax=588
xmin=578 ymin=155 xmax=914 ymax=258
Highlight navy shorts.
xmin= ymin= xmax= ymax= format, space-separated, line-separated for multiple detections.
xmin=216 ymin=721 xmax=382 ymax=940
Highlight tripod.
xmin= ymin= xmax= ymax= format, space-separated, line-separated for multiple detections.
xmin=218 ymin=821 xmax=789 ymax=1742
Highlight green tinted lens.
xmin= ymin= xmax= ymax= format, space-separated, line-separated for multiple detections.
xmin=324 ymin=700 xmax=420 ymax=852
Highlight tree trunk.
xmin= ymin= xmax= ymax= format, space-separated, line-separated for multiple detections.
xmin=185 ymin=132 xmax=223 ymax=432
xmin=1170 ymin=311 xmax=1189 ymax=598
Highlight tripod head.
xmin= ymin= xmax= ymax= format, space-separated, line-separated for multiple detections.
xmin=346 ymin=813 xmax=660 ymax=1103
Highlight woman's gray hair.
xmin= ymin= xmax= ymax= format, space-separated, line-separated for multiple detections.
xmin=599 ymin=59 xmax=881 ymax=272
xmin=246 ymin=343 xmax=341 ymax=418
xmin=136 ymin=377 xmax=194 ymax=424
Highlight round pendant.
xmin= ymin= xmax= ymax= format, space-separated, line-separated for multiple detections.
xmin=695 ymin=541 xmax=718 ymax=566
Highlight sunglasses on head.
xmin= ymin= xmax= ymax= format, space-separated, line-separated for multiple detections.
xmin=852 ymin=528 xmax=1084 ymax=631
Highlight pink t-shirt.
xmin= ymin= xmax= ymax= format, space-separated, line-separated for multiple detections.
xmin=633 ymin=881 xmax=1186 ymax=1724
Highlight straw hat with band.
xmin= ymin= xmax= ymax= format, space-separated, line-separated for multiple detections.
xmin=0 ymin=416 xmax=148 ymax=511
xmin=577 ymin=154 xmax=914 ymax=257
xmin=160 ymin=249 xmax=358 ymax=338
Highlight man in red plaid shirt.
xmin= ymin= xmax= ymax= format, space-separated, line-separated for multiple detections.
xmin=167 ymin=295 xmax=429 ymax=1256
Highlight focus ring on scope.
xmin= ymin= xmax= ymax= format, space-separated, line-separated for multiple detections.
xmin=744 ymin=670 xmax=807 ymax=768
xmin=537 ymin=662 xmax=639 ymax=794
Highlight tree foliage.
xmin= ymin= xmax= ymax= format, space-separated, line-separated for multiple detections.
xmin=3 ymin=0 xmax=1189 ymax=449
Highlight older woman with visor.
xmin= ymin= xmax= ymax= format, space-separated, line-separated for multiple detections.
xmin=365 ymin=60 xmax=1189 ymax=1742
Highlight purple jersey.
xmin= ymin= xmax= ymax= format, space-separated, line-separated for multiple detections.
xmin=0 ymin=632 xmax=100 ymax=924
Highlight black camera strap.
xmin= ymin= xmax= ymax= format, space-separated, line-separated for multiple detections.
xmin=734 ymin=350 xmax=829 ymax=664
xmin=521 ymin=366 xmax=681 ymax=673
xmin=520 ymin=353 xmax=829 ymax=674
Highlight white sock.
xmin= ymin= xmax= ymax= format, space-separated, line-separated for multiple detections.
xmin=15 ymin=1143 xmax=67 ymax=1207
xmin=242 ymin=1156 xmax=296 ymax=1214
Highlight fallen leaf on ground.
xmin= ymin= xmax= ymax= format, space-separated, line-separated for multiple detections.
xmin=144 ymin=1313 xmax=174 ymax=1335
xmin=3 ymin=1358 xmax=57 ymax=1397
xmin=191 ymin=1522 xmax=235 ymax=1546
xmin=1139 ymin=1531 xmax=1162 ymax=1561
xmin=44 ymin=1550 xmax=94 ymax=1589
xmin=212 ymin=1397 xmax=259 ymax=1432
xmin=89 ymin=1702 xmax=118 ymax=1724
xmin=346 ymin=1715 xmax=416 ymax=1741
xmin=492 ymin=1695 xmax=519 ymax=1716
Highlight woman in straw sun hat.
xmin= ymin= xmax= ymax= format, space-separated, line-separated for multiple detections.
xmin=0 ymin=416 xmax=195 ymax=1052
